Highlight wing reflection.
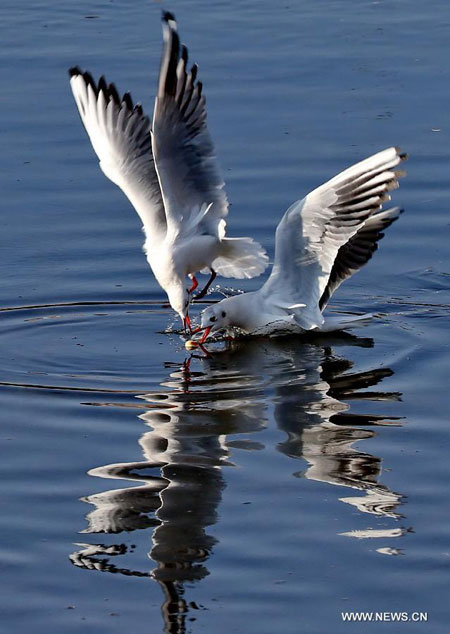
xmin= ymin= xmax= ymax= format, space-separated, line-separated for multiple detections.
xmin=71 ymin=333 xmax=406 ymax=631
xmin=274 ymin=359 xmax=403 ymax=519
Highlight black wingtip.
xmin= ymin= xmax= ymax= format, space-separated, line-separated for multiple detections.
xmin=68 ymin=67 xmax=140 ymax=114
xmin=98 ymin=75 xmax=108 ymax=93
xmin=81 ymin=70 xmax=97 ymax=95
xmin=68 ymin=66 xmax=82 ymax=78
xmin=159 ymin=10 xmax=180 ymax=98
xmin=122 ymin=92 xmax=134 ymax=110
xmin=107 ymin=82 xmax=121 ymax=106
xmin=162 ymin=11 xmax=176 ymax=23
xmin=399 ymin=152 xmax=408 ymax=161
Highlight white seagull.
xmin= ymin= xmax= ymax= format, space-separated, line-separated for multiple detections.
xmin=69 ymin=12 xmax=268 ymax=330
xmin=196 ymin=147 xmax=407 ymax=342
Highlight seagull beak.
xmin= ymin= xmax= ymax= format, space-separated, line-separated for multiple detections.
xmin=183 ymin=314 xmax=192 ymax=333
xmin=199 ymin=326 xmax=211 ymax=344
xmin=185 ymin=325 xmax=211 ymax=343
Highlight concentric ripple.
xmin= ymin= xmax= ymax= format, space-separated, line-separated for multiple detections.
xmin=0 ymin=300 xmax=194 ymax=392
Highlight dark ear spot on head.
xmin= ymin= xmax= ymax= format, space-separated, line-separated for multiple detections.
xmin=221 ymin=311 xmax=226 ymax=318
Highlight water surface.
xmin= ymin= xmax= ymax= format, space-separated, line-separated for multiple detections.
xmin=1 ymin=1 xmax=450 ymax=633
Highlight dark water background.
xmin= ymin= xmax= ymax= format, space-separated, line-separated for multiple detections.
xmin=1 ymin=1 xmax=449 ymax=632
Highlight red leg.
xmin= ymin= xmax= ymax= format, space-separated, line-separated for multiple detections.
xmin=188 ymin=276 xmax=198 ymax=294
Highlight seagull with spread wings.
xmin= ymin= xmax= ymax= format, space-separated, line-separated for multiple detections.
xmin=69 ymin=12 xmax=268 ymax=330
xmin=196 ymin=147 xmax=407 ymax=342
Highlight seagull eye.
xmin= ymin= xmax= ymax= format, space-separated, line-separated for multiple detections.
xmin=210 ymin=315 xmax=217 ymax=322
xmin=221 ymin=311 xmax=226 ymax=318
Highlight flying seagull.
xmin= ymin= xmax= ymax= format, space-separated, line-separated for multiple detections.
xmin=69 ymin=12 xmax=268 ymax=330
xmin=195 ymin=147 xmax=407 ymax=342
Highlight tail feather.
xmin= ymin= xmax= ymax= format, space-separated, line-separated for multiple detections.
xmin=211 ymin=237 xmax=269 ymax=279
xmin=318 ymin=313 xmax=374 ymax=332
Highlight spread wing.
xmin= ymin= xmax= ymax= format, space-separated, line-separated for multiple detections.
xmin=69 ymin=68 xmax=166 ymax=241
xmin=151 ymin=12 xmax=228 ymax=239
xmin=260 ymin=147 xmax=407 ymax=328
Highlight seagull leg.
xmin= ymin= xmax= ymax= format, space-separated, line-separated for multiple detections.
xmin=188 ymin=275 xmax=198 ymax=294
xmin=194 ymin=269 xmax=216 ymax=300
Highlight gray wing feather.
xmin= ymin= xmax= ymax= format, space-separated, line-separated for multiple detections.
xmin=151 ymin=13 xmax=228 ymax=239
xmin=69 ymin=68 xmax=166 ymax=241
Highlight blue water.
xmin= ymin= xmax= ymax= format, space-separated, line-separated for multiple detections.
xmin=1 ymin=1 xmax=449 ymax=633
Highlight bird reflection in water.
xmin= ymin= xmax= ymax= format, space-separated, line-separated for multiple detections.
xmin=70 ymin=332 xmax=405 ymax=632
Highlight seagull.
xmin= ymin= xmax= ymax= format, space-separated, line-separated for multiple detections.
xmin=68 ymin=12 xmax=268 ymax=331
xmin=196 ymin=147 xmax=407 ymax=342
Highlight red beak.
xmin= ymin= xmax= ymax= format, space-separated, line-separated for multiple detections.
xmin=199 ymin=326 xmax=211 ymax=344
xmin=183 ymin=314 xmax=192 ymax=333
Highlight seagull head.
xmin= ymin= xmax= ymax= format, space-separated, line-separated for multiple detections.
xmin=167 ymin=283 xmax=191 ymax=327
xmin=197 ymin=303 xmax=230 ymax=342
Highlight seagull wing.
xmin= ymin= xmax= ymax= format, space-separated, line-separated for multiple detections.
xmin=319 ymin=206 xmax=403 ymax=310
xmin=151 ymin=12 xmax=228 ymax=240
xmin=260 ymin=147 xmax=407 ymax=329
xmin=69 ymin=68 xmax=167 ymax=241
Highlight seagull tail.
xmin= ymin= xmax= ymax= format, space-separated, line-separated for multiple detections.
xmin=318 ymin=313 xmax=374 ymax=332
xmin=210 ymin=237 xmax=269 ymax=279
